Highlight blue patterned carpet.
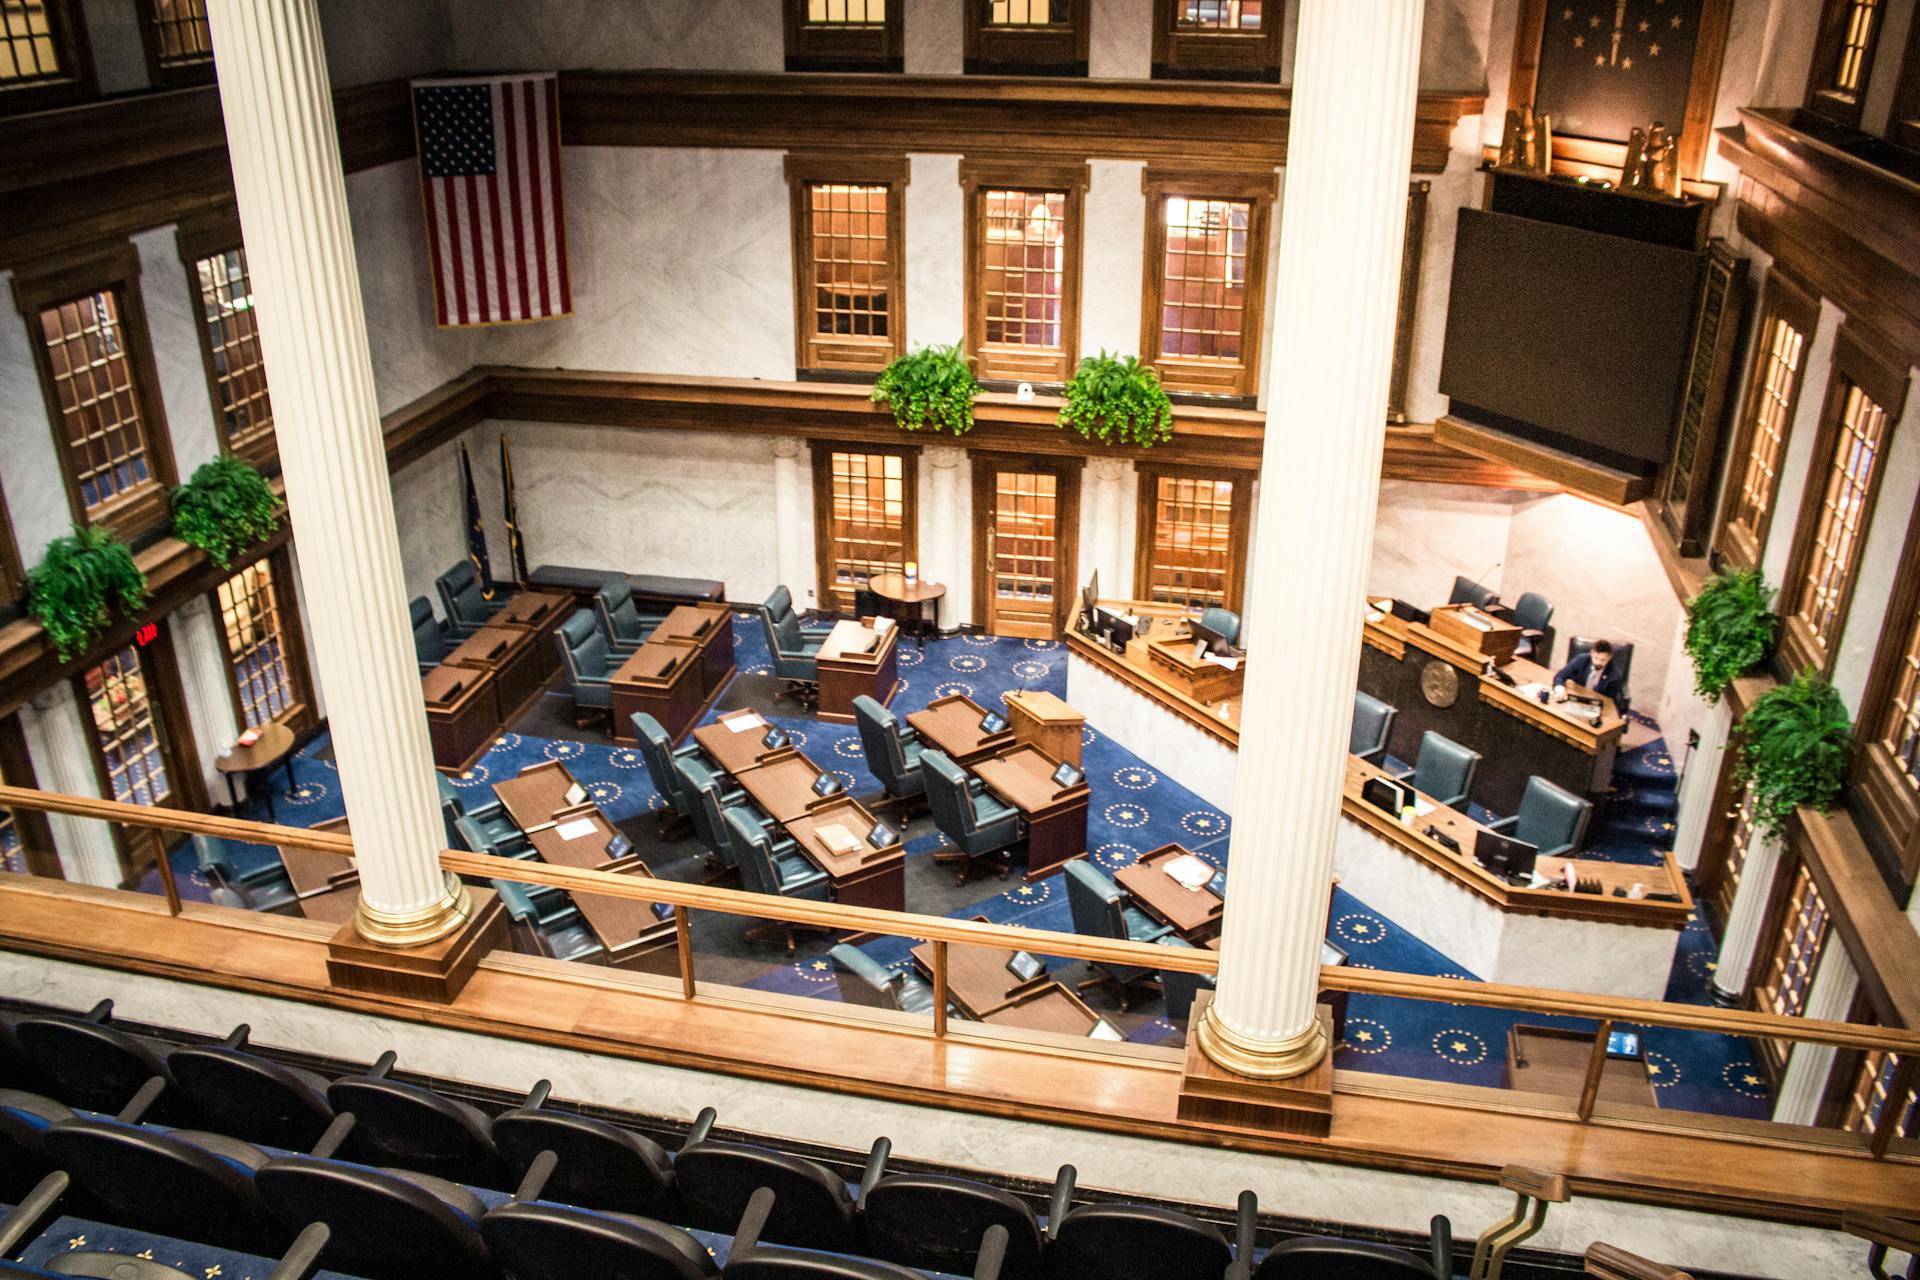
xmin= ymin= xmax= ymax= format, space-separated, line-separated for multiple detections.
xmin=157 ymin=612 xmax=1770 ymax=1121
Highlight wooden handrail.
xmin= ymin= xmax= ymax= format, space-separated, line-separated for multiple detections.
xmin=5 ymin=784 xmax=1920 ymax=1057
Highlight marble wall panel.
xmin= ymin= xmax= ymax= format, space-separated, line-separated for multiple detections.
xmin=905 ymin=155 xmax=967 ymax=352
xmin=1368 ymin=480 xmax=1521 ymax=606
xmin=446 ymin=0 xmax=782 ymax=73
xmin=134 ymin=227 xmax=221 ymax=483
xmin=1081 ymin=160 xmax=1147 ymax=362
xmin=320 ymin=0 xmax=455 ymax=88
xmin=1089 ymin=0 xmax=1152 ymax=79
xmin=905 ymin=0 xmax=965 ymax=74
xmin=0 ymin=271 xmax=75 ymax=565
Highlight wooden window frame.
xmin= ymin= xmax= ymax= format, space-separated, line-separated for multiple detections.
xmin=12 ymin=241 xmax=179 ymax=543
xmin=1776 ymin=325 xmax=1908 ymax=678
xmin=0 ymin=473 xmax=24 ymax=609
xmin=1886 ymin=6 xmax=1920 ymax=152
xmin=0 ymin=0 xmax=95 ymax=117
xmin=960 ymin=156 xmax=1088 ymax=386
xmin=0 ymin=712 xmax=60 ymax=879
xmin=1804 ymin=0 xmax=1885 ymax=131
xmin=1138 ymin=167 xmax=1276 ymax=401
xmin=1150 ymin=0 xmax=1282 ymax=82
xmin=177 ymin=209 xmax=277 ymax=472
xmin=785 ymin=153 xmax=909 ymax=378
xmin=783 ymin=0 xmax=903 ymax=72
xmin=1713 ymin=269 xmax=1819 ymax=573
xmin=210 ymin=546 xmax=316 ymax=739
xmin=812 ymin=443 xmax=920 ymax=615
xmin=1851 ymin=496 xmax=1920 ymax=888
xmin=964 ymin=0 xmax=1091 ymax=77
xmin=132 ymin=0 xmax=214 ymax=89
xmin=1133 ymin=462 xmax=1252 ymax=614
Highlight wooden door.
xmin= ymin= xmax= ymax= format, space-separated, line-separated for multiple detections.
xmin=75 ymin=632 xmax=202 ymax=884
xmin=974 ymin=458 xmax=1079 ymax=638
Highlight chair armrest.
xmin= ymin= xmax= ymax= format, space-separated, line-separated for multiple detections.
xmin=858 ymin=1136 xmax=892 ymax=1202
xmin=686 ymin=1105 xmax=718 ymax=1146
xmin=1486 ymin=814 xmax=1518 ymax=835
xmin=1356 ymin=744 xmax=1387 ymax=765
xmin=770 ymin=836 xmax=801 ymax=859
xmin=900 ymin=724 xmax=921 ymax=746
xmin=1427 ymin=1213 xmax=1453 ymax=1280
xmin=268 ymin=1221 xmax=332 ymax=1280
xmin=0 ymin=1172 xmax=68 ymax=1257
xmin=966 ymin=777 xmax=987 ymax=797
xmin=576 ymin=672 xmax=613 ymax=687
xmin=1047 ymin=1164 xmax=1076 ymax=1238
xmin=1233 ymin=1189 xmax=1258 ymax=1263
xmin=1140 ymin=921 xmax=1176 ymax=943
xmin=672 ymin=741 xmax=704 ymax=760
xmin=1385 ymin=762 xmax=1414 ymax=780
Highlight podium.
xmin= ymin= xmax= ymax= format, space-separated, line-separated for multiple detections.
xmin=1005 ymin=690 xmax=1085 ymax=768
xmin=1145 ymin=635 xmax=1245 ymax=705
xmin=815 ymin=618 xmax=901 ymax=724
xmin=1426 ymin=603 xmax=1522 ymax=664
xmin=421 ymin=663 xmax=501 ymax=772
xmin=611 ymin=641 xmax=705 ymax=742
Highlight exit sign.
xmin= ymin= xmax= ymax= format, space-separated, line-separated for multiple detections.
xmin=133 ymin=623 xmax=158 ymax=647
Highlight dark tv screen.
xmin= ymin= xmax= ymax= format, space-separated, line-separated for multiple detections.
xmin=1440 ymin=208 xmax=1699 ymax=468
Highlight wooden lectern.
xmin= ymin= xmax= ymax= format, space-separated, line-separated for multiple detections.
xmin=1005 ymin=690 xmax=1085 ymax=767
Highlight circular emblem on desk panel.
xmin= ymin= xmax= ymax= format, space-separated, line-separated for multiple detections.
xmin=1420 ymin=659 xmax=1461 ymax=708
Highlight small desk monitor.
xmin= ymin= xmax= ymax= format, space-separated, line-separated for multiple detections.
xmin=1051 ymin=760 xmax=1085 ymax=789
xmin=1361 ymin=776 xmax=1407 ymax=818
xmin=979 ymin=710 xmax=1008 ymax=735
xmin=1387 ymin=598 xmax=1430 ymax=625
xmin=1007 ymin=950 xmax=1045 ymax=983
xmin=1188 ymin=618 xmax=1235 ymax=658
xmin=811 ymin=773 xmax=841 ymax=798
xmin=1474 ymin=830 xmax=1539 ymax=879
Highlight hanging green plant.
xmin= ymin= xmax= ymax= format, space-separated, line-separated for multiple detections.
xmin=1058 ymin=352 xmax=1174 ymax=449
xmin=1684 ymin=568 xmax=1778 ymax=704
xmin=171 ymin=454 xmax=283 ymax=570
xmin=871 ymin=343 xmax=981 ymax=436
xmin=27 ymin=525 xmax=149 ymax=662
xmin=1734 ymin=668 xmax=1853 ymax=837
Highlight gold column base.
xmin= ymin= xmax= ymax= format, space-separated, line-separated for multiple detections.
xmin=1195 ymin=997 xmax=1329 ymax=1080
xmin=353 ymin=872 xmax=473 ymax=947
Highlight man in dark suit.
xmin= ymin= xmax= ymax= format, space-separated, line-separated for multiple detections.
xmin=1553 ymin=639 xmax=1627 ymax=710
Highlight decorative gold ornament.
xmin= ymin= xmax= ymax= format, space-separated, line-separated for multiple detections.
xmin=1195 ymin=1000 xmax=1329 ymax=1080
xmin=353 ymin=872 xmax=474 ymax=947
xmin=1421 ymin=659 xmax=1461 ymax=708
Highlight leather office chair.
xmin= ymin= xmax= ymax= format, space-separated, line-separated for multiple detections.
xmin=672 ymin=1107 xmax=881 ymax=1253
xmin=635 ymin=712 xmax=705 ymax=834
xmin=409 ymin=595 xmax=448 ymax=672
xmin=193 ymin=833 xmax=297 ymax=911
xmin=1448 ymin=575 xmax=1500 ymax=610
xmin=435 ymin=560 xmax=505 ymax=638
xmin=861 ymin=1156 xmax=1061 ymax=1280
xmin=1048 ymin=1174 xmax=1254 ymax=1280
xmin=1507 ymin=591 xmax=1555 ymax=662
xmin=556 ymin=609 xmax=616 ymax=729
xmin=12 ymin=1001 xmax=189 ymax=1124
xmin=491 ymin=1079 xmax=680 ymax=1218
xmin=1200 ymin=606 xmax=1241 ymax=648
xmin=921 ymin=750 xmax=1021 ymax=885
xmin=725 ymin=807 xmax=831 ymax=954
xmin=760 ymin=597 xmax=824 ymax=707
xmin=725 ymin=1186 xmax=1000 ymax=1280
xmin=1349 ymin=692 xmax=1395 ymax=766
xmin=165 ymin=1024 xmax=335 ymax=1151
xmin=1064 ymin=860 xmax=1175 ymax=1011
xmin=593 ymin=580 xmax=653 ymax=654
xmin=1154 ymin=935 xmax=1217 ymax=1025
xmin=827 ymin=944 xmax=939 ymax=1015
xmin=1244 ymin=1218 xmax=1452 ymax=1279
xmin=326 ymin=1052 xmax=510 ymax=1189
xmin=256 ymin=1143 xmax=497 ymax=1280
xmin=1566 ymin=637 xmax=1633 ymax=712
xmin=1487 ymin=776 xmax=1592 ymax=860
xmin=851 ymin=694 xmax=926 ymax=811
xmin=1395 ymin=731 xmax=1481 ymax=810
xmin=482 ymin=1198 xmax=718 ymax=1280
xmin=766 ymin=585 xmax=833 ymax=638
xmin=675 ymin=755 xmax=760 ymax=878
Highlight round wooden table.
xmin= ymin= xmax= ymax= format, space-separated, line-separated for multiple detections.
xmin=868 ymin=573 xmax=946 ymax=649
xmin=215 ymin=721 xmax=297 ymax=821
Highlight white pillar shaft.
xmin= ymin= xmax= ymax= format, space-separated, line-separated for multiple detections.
xmin=205 ymin=0 xmax=451 ymax=922
xmin=1209 ymin=0 xmax=1423 ymax=1049
xmin=1669 ymin=701 xmax=1733 ymax=872
xmin=1772 ymin=943 xmax=1860 ymax=1126
xmin=1712 ymin=832 xmax=1785 ymax=1003
xmin=23 ymin=688 xmax=121 ymax=887
xmin=925 ymin=446 xmax=966 ymax=630
xmin=772 ymin=437 xmax=811 ymax=608
xmin=174 ymin=597 xmax=244 ymax=801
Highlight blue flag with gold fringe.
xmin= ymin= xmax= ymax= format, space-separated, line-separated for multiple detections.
xmin=501 ymin=433 xmax=530 ymax=587
xmin=459 ymin=441 xmax=495 ymax=601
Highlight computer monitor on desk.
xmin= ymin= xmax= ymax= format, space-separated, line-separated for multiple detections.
xmin=1096 ymin=608 xmax=1135 ymax=650
xmin=1475 ymin=830 xmax=1538 ymax=880
xmin=1188 ymin=618 xmax=1238 ymax=659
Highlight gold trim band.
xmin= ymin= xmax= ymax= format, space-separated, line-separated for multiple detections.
xmin=353 ymin=873 xmax=473 ymax=947
xmin=1195 ymin=1000 xmax=1329 ymax=1080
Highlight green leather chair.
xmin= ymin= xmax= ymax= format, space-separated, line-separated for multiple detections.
xmin=592 ymin=580 xmax=654 ymax=655
xmin=724 ymin=807 xmax=831 ymax=954
xmin=1200 ymin=606 xmax=1241 ymax=648
xmin=192 ymin=834 xmax=295 ymax=911
xmin=760 ymin=589 xmax=825 ymax=705
xmin=1396 ymin=730 xmax=1480 ymax=810
xmin=436 ymin=560 xmax=506 ymax=637
xmin=674 ymin=754 xmax=759 ymax=875
xmin=454 ymin=812 xmax=532 ymax=861
xmin=766 ymin=585 xmax=833 ymax=638
xmin=633 ymin=711 xmax=704 ymax=832
xmin=851 ymin=694 xmax=926 ymax=809
xmin=555 ymin=610 xmax=615 ymax=727
xmin=1350 ymin=691 xmax=1395 ymax=765
xmin=1448 ymin=575 xmax=1499 ymax=610
xmin=827 ymin=944 xmax=939 ymax=1015
xmin=1064 ymin=860 xmax=1173 ymax=1011
xmin=921 ymin=750 xmax=1021 ymax=884
xmin=410 ymin=596 xmax=449 ymax=673
xmin=1508 ymin=590 xmax=1555 ymax=662
xmin=1487 ymin=775 xmax=1592 ymax=859
xmin=1154 ymin=935 xmax=1216 ymax=1025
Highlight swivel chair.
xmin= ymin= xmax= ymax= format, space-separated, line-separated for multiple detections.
xmin=1349 ymin=692 xmax=1395 ymax=766
xmin=725 ymin=807 xmax=831 ymax=954
xmin=454 ymin=810 xmax=531 ymax=861
xmin=594 ymin=580 xmax=654 ymax=655
xmin=1154 ymin=935 xmax=1217 ymax=1025
xmin=483 ymin=1183 xmax=717 ymax=1280
xmin=409 ymin=596 xmax=448 ymax=672
xmin=760 ymin=595 xmax=824 ymax=707
xmin=1486 ymin=776 xmax=1592 ymax=860
xmin=1393 ymin=731 xmax=1481 ymax=810
xmin=675 ymin=754 xmax=761 ymax=878
xmin=1448 ymin=576 xmax=1500 ymax=610
xmin=193 ymin=834 xmax=297 ymax=912
xmin=1049 ymin=1173 xmax=1255 ymax=1280
xmin=922 ymin=750 xmax=1021 ymax=885
xmin=491 ymin=1079 xmax=681 ymax=1219
xmin=1200 ymin=606 xmax=1241 ymax=648
xmin=435 ymin=560 xmax=505 ymax=638
xmin=827 ymin=944 xmax=939 ymax=1015
xmin=860 ymin=1152 xmax=1063 ymax=1280
xmin=672 ymin=1107 xmax=882 ymax=1253
xmin=634 ymin=712 xmax=705 ymax=835
xmin=325 ymin=1051 xmax=510 ymax=1189
xmin=165 ymin=1023 xmax=335 ymax=1151
xmin=1064 ymin=861 xmax=1174 ymax=1010
xmin=556 ymin=609 xmax=616 ymax=730
xmin=1566 ymin=637 xmax=1633 ymax=712
xmin=1507 ymin=591 xmax=1555 ymax=662
xmin=851 ymin=694 xmax=926 ymax=812
xmin=766 ymin=585 xmax=834 ymax=638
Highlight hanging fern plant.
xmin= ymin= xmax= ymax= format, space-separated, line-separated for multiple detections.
xmin=1734 ymin=668 xmax=1853 ymax=837
xmin=171 ymin=454 xmax=283 ymax=570
xmin=1684 ymin=569 xmax=1778 ymax=704
xmin=1058 ymin=352 xmax=1174 ymax=449
xmin=28 ymin=525 xmax=149 ymax=661
xmin=871 ymin=343 xmax=981 ymax=436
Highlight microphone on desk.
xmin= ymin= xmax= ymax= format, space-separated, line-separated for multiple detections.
xmin=1466 ymin=560 xmax=1503 ymax=609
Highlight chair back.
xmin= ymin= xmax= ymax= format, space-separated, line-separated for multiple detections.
xmin=862 ymin=1173 xmax=1044 ymax=1280
xmin=1154 ymin=936 xmax=1215 ymax=1025
xmin=491 ymin=1107 xmax=676 ymax=1217
xmin=1048 ymin=1202 xmax=1233 ymax=1280
xmin=44 ymin=1117 xmax=287 ymax=1256
xmin=675 ymin=757 xmax=733 ymax=863
xmin=852 ymin=695 xmax=914 ymax=796
xmin=13 ymin=1009 xmax=177 ymax=1119
xmin=1413 ymin=732 xmax=1480 ymax=806
xmin=166 ymin=1043 xmax=335 ymax=1151
xmin=673 ymin=1140 xmax=858 ymax=1250
xmin=921 ymin=751 xmax=980 ymax=843
xmin=595 ymin=580 xmax=648 ymax=647
xmin=1253 ymin=1236 xmax=1441 ymax=1278
xmin=1349 ymin=692 xmax=1395 ymax=761
xmin=1513 ymin=776 xmax=1592 ymax=854
xmin=255 ymin=1155 xmax=494 ymax=1280
xmin=723 ymin=806 xmax=782 ymax=895
xmin=1513 ymin=591 xmax=1554 ymax=632
xmin=558 ymin=609 xmax=611 ymax=682
xmin=761 ymin=605 xmax=817 ymax=681
xmin=771 ymin=610 xmax=806 ymax=657
xmin=326 ymin=1076 xmax=506 ymax=1188
xmin=1448 ymin=576 xmax=1499 ymax=609
xmin=436 ymin=561 xmax=493 ymax=628
xmin=1568 ymin=637 xmax=1633 ymax=691
xmin=482 ymin=1200 xmax=718 ymax=1280
xmin=0 ymin=1090 xmax=70 ymax=1202
xmin=765 ymin=586 xmax=797 ymax=626
xmin=453 ymin=812 xmax=502 ymax=855
xmin=1200 ymin=607 xmax=1241 ymax=647
xmin=493 ymin=877 xmax=543 ymax=927
xmin=827 ymin=943 xmax=906 ymax=1010
xmin=1064 ymin=860 xmax=1127 ymax=943
xmin=634 ymin=713 xmax=693 ymax=816
xmin=410 ymin=596 xmax=443 ymax=666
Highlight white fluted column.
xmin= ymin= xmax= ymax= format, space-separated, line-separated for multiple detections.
xmin=1669 ymin=701 xmax=1733 ymax=872
xmin=1196 ymin=0 xmax=1423 ymax=1079
xmin=205 ymin=0 xmax=468 ymax=944
xmin=923 ymin=445 xmax=968 ymax=629
xmin=1772 ymin=943 xmax=1860 ymax=1125
xmin=1711 ymin=829 xmax=1785 ymax=1005
xmin=771 ymin=437 xmax=814 ymax=608
xmin=173 ymin=597 xmax=244 ymax=802
xmin=1082 ymin=458 xmax=1132 ymax=600
xmin=21 ymin=687 xmax=121 ymax=887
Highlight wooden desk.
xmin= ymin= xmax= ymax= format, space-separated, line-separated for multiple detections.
xmin=1005 ymin=690 xmax=1085 ymax=768
xmin=1145 ymin=634 xmax=1245 ymax=706
xmin=445 ymin=625 xmax=546 ymax=725
xmin=214 ymin=721 xmax=298 ymax=821
xmin=1428 ymin=602 xmax=1522 ymax=663
xmin=906 ymin=694 xmax=1015 ymax=767
xmin=980 ymin=981 xmax=1103 ymax=1036
xmin=570 ymin=860 xmax=678 ymax=972
xmin=973 ymin=744 xmax=1089 ymax=881
xmin=734 ymin=751 xmax=831 ymax=823
xmin=1115 ymin=844 xmax=1223 ymax=943
xmin=492 ymin=760 xmax=590 ymax=832
xmin=783 ymin=796 xmax=905 ymax=912
xmin=297 ymin=883 xmax=363 ymax=924
xmin=911 ymin=931 xmax=1044 ymax=1018
xmin=493 ymin=590 xmax=573 ymax=684
xmin=611 ymin=641 xmax=705 ymax=743
xmin=1505 ymin=1024 xmax=1657 ymax=1108
xmin=279 ymin=843 xmax=358 ymax=898
xmin=692 ymin=713 xmax=788 ymax=777
xmin=868 ymin=572 xmax=945 ymax=649
xmin=421 ymin=663 xmax=501 ymax=773
xmin=650 ymin=603 xmax=735 ymax=694
xmin=528 ymin=809 xmax=626 ymax=869
xmin=816 ymin=619 xmax=901 ymax=724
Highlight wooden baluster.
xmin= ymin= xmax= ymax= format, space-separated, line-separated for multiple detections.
xmin=156 ymin=828 xmax=182 ymax=917
xmin=1577 ymin=1018 xmax=1614 ymax=1121
xmin=674 ymin=905 xmax=696 ymax=999
xmin=933 ymin=940 xmax=949 ymax=1038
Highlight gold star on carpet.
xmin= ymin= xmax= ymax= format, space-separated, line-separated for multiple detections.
xmin=1706 ymin=960 xmax=1718 ymax=971
xmin=1450 ymin=1040 xmax=1469 ymax=1053
xmin=1743 ymin=1073 xmax=1761 ymax=1086
xmin=67 ymin=1237 xmax=86 ymax=1250
xmin=1019 ymin=884 xmax=1034 ymax=895
xmin=1354 ymin=1029 xmax=1373 ymax=1041
xmin=1573 ymin=34 xmax=1585 ymax=46
xmin=811 ymin=960 xmax=828 ymax=970
xmin=1671 ymin=14 xmax=1682 ymax=26
xmin=206 ymin=1268 xmax=223 ymax=1279
xmin=1649 ymin=43 xmax=1661 ymax=55
xmin=137 ymin=1252 xmax=154 ymax=1261
xmin=1648 ymin=1062 xmax=1662 ymax=1075
xmin=1638 ymin=18 xmax=1649 ymax=31
xmin=1353 ymin=922 xmax=1370 ymax=933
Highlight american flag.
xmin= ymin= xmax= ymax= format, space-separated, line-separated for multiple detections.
xmin=412 ymin=73 xmax=571 ymax=327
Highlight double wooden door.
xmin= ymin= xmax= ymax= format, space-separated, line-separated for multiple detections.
xmin=973 ymin=457 xmax=1079 ymax=639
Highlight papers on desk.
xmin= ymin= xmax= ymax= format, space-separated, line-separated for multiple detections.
xmin=1203 ymin=653 xmax=1241 ymax=671
xmin=1518 ymin=682 xmax=1548 ymax=700
xmin=873 ymin=616 xmax=895 ymax=635
xmin=722 ymin=712 xmax=766 ymax=733
xmin=1412 ymin=798 xmax=1436 ymax=817
xmin=815 ymin=823 xmax=861 ymax=855
xmin=1163 ymin=853 xmax=1214 ymax=891
xmin=555 ymin=817 xmax=598 ymax=841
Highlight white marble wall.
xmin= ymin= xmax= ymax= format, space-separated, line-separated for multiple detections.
xmin=1068 ymin=648 xmax=1238 ymax=808
xmin=0 ymin=270 xmax=75 ymax=566
xmin=1089 ymin=0 xmax=1152 ymax=79
xmin=904 ymin=154 xmax=966 ymax=352
xmin=1082 ymin=159 xmax=1148 ymax=361
xmin=904 ymin=0 xmax=964 ymax=75
xmin=319 ymin=0 xmax=455 ymax=88
xmin=135 ymin=227 xmax=223 ymax=483
xmin=390 ymin=433 xmax=475 ymax=617
xmin=1368 ymin=481 xmax=1518 ymax=606
xmin=446 ymin=0 xmax=782 ymax=72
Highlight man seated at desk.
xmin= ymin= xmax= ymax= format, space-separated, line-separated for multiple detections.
xmin=1552 ymin=639 xmax=1626 ymax=711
